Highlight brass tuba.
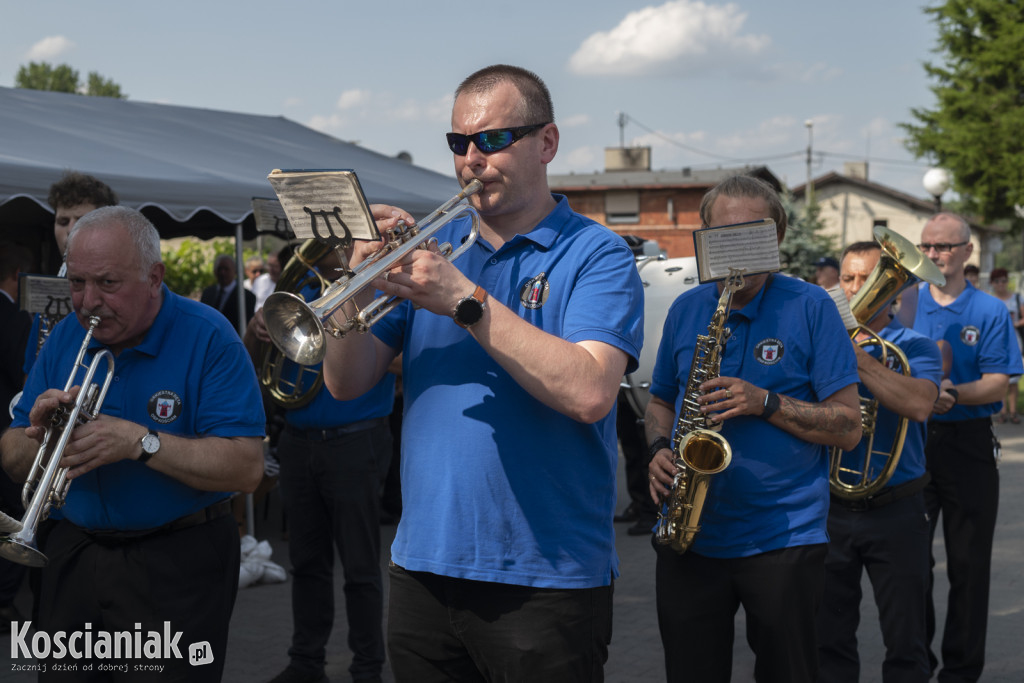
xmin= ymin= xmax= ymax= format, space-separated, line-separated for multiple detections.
xmin=654 ymin=269 xmax=743 ymax=554
xmin=264 ymin=179 xmax=482 ymax=365
xmin=828 ymin=226 xmax=945 ymax=500
xmin=0 ymin=316 xmax=115 ymax=567
xmin=256 ymin=239 xmax=334 ymax=409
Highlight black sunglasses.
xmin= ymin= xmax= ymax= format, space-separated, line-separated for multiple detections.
xmin=917 ymin=241 xmax=969 ymax=254
xmin=446 ymin=123 xmax=549 ymax=156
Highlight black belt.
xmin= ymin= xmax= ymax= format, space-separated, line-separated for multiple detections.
xmin=831 ymin=473 xmax=930 ymax=512
xmin=283 ymin=417 xmax=387 ymax=442
xmin=81 ymin=498 xmax=233 ymax=543
xmin=929 ymin=416 xmax=993 ymax=431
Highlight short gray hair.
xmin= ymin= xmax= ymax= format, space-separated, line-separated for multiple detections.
xmin=930 ymin=211 xmax=971 ymax=242
xmin=67 ymin=206 xmax=162 ymax=272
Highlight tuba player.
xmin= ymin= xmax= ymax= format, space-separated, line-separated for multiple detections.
xmin=816 ymin=240 xmax=942 ymax=683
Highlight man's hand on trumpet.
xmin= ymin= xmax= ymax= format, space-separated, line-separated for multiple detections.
xmin=367 ymin=204 xmax=478 ymax=320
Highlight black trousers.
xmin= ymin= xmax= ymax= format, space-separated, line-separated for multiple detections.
xmin=33 ymin=514 xmax=239 ymax=682
xmin=817 ymin=492 xmax=931 ymax=683
xmin=924 ymin=419 xmax=1000 ymax=683
xmin=387 ymin=563 xmax=613 ymax=683
xmin=277 ymin=420 xmax=392 ymax=681
xmin=655 ymin=542 xmax=827 ymax=683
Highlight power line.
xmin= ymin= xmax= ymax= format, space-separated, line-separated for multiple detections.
xmin=619 ymin=112 xmax=932 ymax=171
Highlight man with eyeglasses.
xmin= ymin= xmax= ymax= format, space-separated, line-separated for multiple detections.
xmin=908 ymin=212 xmax=1022 ymax=682
xmin=320 ymin=65 xmax=643 ymax=681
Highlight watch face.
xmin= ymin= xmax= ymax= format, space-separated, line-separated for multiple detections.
xmin=456 ymin=298 xmax=484 ymax=327
xmin=142 ymin=433 xmax=160 ymax=454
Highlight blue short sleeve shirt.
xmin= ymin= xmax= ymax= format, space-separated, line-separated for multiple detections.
xmin=371 ymin=195 xmax=644 ymax=589
xmin=12 ymin=286 xmax=266 ymax=530
xmin=650 ymin=275 xmax=859 ymax=558
xmin=912 ymin=282 xmax=1024 ymax=421
xmin=835 ymin=321 xmax=942 ymax=488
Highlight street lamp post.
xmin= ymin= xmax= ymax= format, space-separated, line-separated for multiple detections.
xmin=923 ymin=168 xmax=952 ymax=212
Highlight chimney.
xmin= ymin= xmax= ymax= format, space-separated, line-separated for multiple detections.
xmin=843 ymin=161 xmax=868 ymax=181
xmin=604 ymin=146 xmax=652 ymax=172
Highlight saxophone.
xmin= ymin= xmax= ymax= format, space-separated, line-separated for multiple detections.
xmin=654 ymin=269 xmax=743 ymax=554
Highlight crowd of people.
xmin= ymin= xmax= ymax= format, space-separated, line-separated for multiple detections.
xmin=0 ymin=63 xmax=1020 ymax=683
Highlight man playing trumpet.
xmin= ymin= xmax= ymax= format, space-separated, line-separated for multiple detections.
xmin=816 ymin=240 xmax=943 ymax=683
xmin=2 ymin=206 xmax=265 ymax=682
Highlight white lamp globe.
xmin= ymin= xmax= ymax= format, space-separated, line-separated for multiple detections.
xmin=923 ymin=168 xmax=952 ymax=197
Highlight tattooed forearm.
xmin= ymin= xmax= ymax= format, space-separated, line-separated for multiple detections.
xmin=775 ymin=394 xmax=861 ymax=446
xmin=644 ymin=398 xmax=675 ymax=444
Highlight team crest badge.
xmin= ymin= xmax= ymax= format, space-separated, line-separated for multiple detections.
xmin=148 ymin=390 xmax=182 ymax=424
xmin=960 ymin=326 xmax=980 ymax=346
xmin=755 ymin=338 xmax=784 ymax=365
xmin=520 ymin=273 xmax=549 ymax=310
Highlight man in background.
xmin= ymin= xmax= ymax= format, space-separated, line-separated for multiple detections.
xmin=815 ymin=255 xmax=840 ymax=289
xmin=910 ymin=212 xmax=1022 ymax=682
xmin=201 ymin=253 xmax=257 ymax=331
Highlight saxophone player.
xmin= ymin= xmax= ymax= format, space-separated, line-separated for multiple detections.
xmin=646 ymin=175 xmax=861 ymax=683
xmin=815 ymin=241 xmax=942 ymax=683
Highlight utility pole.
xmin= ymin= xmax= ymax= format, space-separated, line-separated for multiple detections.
xmin=805 ymin=120 xmax=814 ymax=207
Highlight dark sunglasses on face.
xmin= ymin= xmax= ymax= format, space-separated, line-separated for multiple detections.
xmin=446 ymin=123 xmax=550 ymax=156
xmin=917 ymin=241 xmax=969 ymax=254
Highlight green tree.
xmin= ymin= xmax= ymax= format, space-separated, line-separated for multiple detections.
xmin=779 ymin=195 xmax=838 ymax=281
xmin=15 ymin=61 xmax=126 ymax=99
xmin=901 ymin=1 xmax=1024 ymax=223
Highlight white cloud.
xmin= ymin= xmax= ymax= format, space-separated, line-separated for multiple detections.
xmin=26 ymin=35 xmax=75 ymax=61
xmin=560 ymin=113 xmax=591 ymax=128
xmin=568 ymin=0 xmax=770 ymax=77
xmin=336 ymin=89 xmax=371 ymax=109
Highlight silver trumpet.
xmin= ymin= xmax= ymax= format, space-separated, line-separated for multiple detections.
xmin=263 ymin=179 xmax=483 ymax=365
xmin=0 ymin=316 xmax=115 ymax=567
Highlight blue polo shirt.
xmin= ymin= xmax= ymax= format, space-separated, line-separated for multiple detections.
xmin=281 ymin=283 xmax=395 ymax=429
xmin=650 ymin=274 xmax=859 ymax=558
xmin=912 ymin=282 xmax=1024 ymax=421
xmin=834 ymin=320 xmax=941 ymax=489
xmin=371 ymin=194 xmax=644 ymax=589
xmin=12 ymin=285 xmax=266 ymax=530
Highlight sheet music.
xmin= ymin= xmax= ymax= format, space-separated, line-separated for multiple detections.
xmin=19 ymin=274 xmax=72 ymax=317
xmin=693 ymin=219 xmax=781 ymax=282
xmin=251 ymin=197 xmax=291 ymax=235
xmin=266 ymin=169 xmax=380 ymax=246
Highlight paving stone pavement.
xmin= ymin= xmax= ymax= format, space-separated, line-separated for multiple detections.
xmin=3 ymin=423 xmax=1022 ymax=682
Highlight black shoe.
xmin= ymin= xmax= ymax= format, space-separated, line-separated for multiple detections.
xmin=627 ymin=516 xmax=657 ymax=536
xmin=266 ymin=666 xmax=328 ymax=683
xmin=614 ymin=502 xmax=641 ymax=523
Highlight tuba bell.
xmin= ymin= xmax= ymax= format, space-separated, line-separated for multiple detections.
xmin=263 ymin=179 xmax=482 ymax=366
xmin=827 ymin=226 xmax=945 ymax=500
xmin=256 ymin=239 xmax=334 ymax=409
xmin=0 ymin=316 xmax=115 ymax=567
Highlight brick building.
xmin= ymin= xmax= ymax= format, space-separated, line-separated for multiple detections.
xmin=548 ymin=147 xmax=782 ymax=257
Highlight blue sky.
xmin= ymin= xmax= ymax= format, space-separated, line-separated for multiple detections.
xmin=1 ymin=0 xmax=945 ymax=199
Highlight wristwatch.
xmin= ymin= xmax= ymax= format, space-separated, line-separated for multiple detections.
xmin=453 ymin=285 xmax=488 ymax=329
xmin=139 ymin=429 xmax=161 ymax=463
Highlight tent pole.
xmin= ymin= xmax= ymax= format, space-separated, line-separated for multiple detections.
xmin=235 ymin=223 xmax=256 ymax=539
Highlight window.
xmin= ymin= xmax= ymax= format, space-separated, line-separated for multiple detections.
xmin=605 ymin=191 xmax=639 ymax=224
